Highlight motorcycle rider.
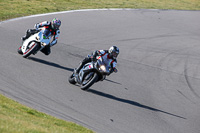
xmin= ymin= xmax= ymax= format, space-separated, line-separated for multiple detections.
xmin=75 ymin=46 xmax=119 ymax=75
xmin=18 ymin=18 xmax=61 ymax=55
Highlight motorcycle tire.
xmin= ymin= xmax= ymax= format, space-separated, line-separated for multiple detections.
xmin=68 ymin=73 xmax=76 ymax=84
xmin=81 ymin=73 xmax=98 ymax=90
xmin=23 ymin=43 xmax=39 ymax=58
xmin=17 ymin=46 xmax=23 ymax=55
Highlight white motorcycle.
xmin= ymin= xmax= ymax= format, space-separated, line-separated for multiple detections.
xmin=18 ymin=28 xmax=52 ymax=58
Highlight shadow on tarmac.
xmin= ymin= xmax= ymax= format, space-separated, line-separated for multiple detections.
xmin=105 ymin=79 xmax=121 ymax=85
xmin=88 ymin=89 xmax=186 ymax=120
xmin=28 ymin=57 xmax=74 ymax=72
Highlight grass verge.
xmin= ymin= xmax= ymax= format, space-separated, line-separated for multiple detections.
xmin=0 ymin=0 xmax=200 ymax=21
xmin=0 ymin=94 xmax=94 ymax=133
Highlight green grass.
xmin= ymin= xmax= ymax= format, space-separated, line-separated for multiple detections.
xmin=0 ymin=0 xmax=200 ymax=21
xmin=0 ymin=94 xmax=94 ymax=133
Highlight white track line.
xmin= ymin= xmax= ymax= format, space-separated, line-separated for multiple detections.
xmin=1 ymin=8 xmax=199 ymax=24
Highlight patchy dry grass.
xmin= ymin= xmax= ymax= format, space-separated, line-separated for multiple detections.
xmin=0 ymin=0 xmax=200 ymax=21
xmin=0 ymin=94 xmax=94 ymax=133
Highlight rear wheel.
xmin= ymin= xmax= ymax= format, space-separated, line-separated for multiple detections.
xmin=23 ymin=43 xmax=39 ymax=58
xmin=81 ymin=73 xmax=98 ymax=90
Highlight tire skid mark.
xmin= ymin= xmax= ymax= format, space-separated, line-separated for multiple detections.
xmin=184 ymin=55 xmax=200 ymax=99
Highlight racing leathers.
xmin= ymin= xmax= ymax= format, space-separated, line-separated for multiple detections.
xmin=75 ymin=50 xmax=118 ymax=75
xmin=22 ymin=21 xmax=60 ymax=55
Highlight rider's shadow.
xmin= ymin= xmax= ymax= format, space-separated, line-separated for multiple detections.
xmin=28 ymin=57 xmax=74 ymax=72
xmin=88 ymin=89 xmax=186 ymax=120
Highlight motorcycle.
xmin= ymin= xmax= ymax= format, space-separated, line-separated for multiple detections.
xmin=17 ymin=28 xmax=52 ymax=58
xmin=68 ymin=56 xmax=111 ymax=90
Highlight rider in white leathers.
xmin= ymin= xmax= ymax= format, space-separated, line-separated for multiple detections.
xmin=18 ymin=18 xmax=61 ymax=55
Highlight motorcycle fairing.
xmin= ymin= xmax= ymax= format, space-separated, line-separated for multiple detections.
xmin=21 ymin=28 xmax=52 ymax=54
xmin=77 ymin=62 xmax=95 ymax=84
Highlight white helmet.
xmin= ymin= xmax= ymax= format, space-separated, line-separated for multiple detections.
xmin=108 ymin=46 xmax=119 ymax=59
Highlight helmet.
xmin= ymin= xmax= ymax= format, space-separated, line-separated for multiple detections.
xmin=51 ymin=18 xmax=61 ymax=30
xmin=108 ymin=46 xmax=119 ymax=59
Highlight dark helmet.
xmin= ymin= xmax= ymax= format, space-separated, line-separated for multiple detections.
xmin=51 ymin=18 xmax=61 ymax=30
xmin=108 ymin=46 xmax=119 ymax=59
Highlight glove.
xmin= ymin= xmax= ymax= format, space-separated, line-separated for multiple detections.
xmin=91 ymin=56 xmax=96 ymax=62
xmin=113 ymin=68 xmax=118 ymax=73
xmin=34 ymin=23 xmax=39 ymax=29
xmin=107 ymin=68 xmax=117 ymax=76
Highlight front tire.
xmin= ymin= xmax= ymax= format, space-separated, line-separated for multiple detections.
xmin=23 ymin=43 xmax=39 ymax=58
xmin=17 ymin=46 xmax=23 ymax=55
xmin=81 ymin=73 xmax=98 ymax=90
xmin=68 ymin=73 xmax=76 ymax=84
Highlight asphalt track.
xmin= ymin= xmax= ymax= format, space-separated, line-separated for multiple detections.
xmin=0 ymin=9 xmax=200 ymax=133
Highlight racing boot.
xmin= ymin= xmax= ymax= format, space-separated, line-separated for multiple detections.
xmin=74 ymin=63 xmax=84 ymax=74
xmin=21 ymin=33 xmax=30 ymax=41
xmin=21 ymin=29 xmax=32 ymax=41
xmin=21 ymin=36 xmax=27 ymax=41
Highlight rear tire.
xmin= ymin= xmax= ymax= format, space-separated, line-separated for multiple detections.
xmin=81 ymin=73 xmax=98 ymax=90
xmin=23 ymin=43 xmax=39 ymax=58
xmin=68 ymin=73 xmax=76 ymax=84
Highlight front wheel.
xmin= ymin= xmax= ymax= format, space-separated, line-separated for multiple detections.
xmin=17 ymin=46 xmax=23 ymax=55
xmin=68 ymin=73 xmax=76 ymax=84
xmin=81 ymin=73 xmax=98 ymax=90
xmin=23 ymin=43 xmax=39 ymax=58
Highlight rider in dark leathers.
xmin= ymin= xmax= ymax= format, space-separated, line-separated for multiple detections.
xmin=75 ymin=46 xmax=119 ymax=75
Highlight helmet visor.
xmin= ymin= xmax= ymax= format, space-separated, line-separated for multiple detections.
xmin=112 ymin=52 xmax=118 ymax=58
xmin=53 ymin=23 xmax=60 ymax=29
